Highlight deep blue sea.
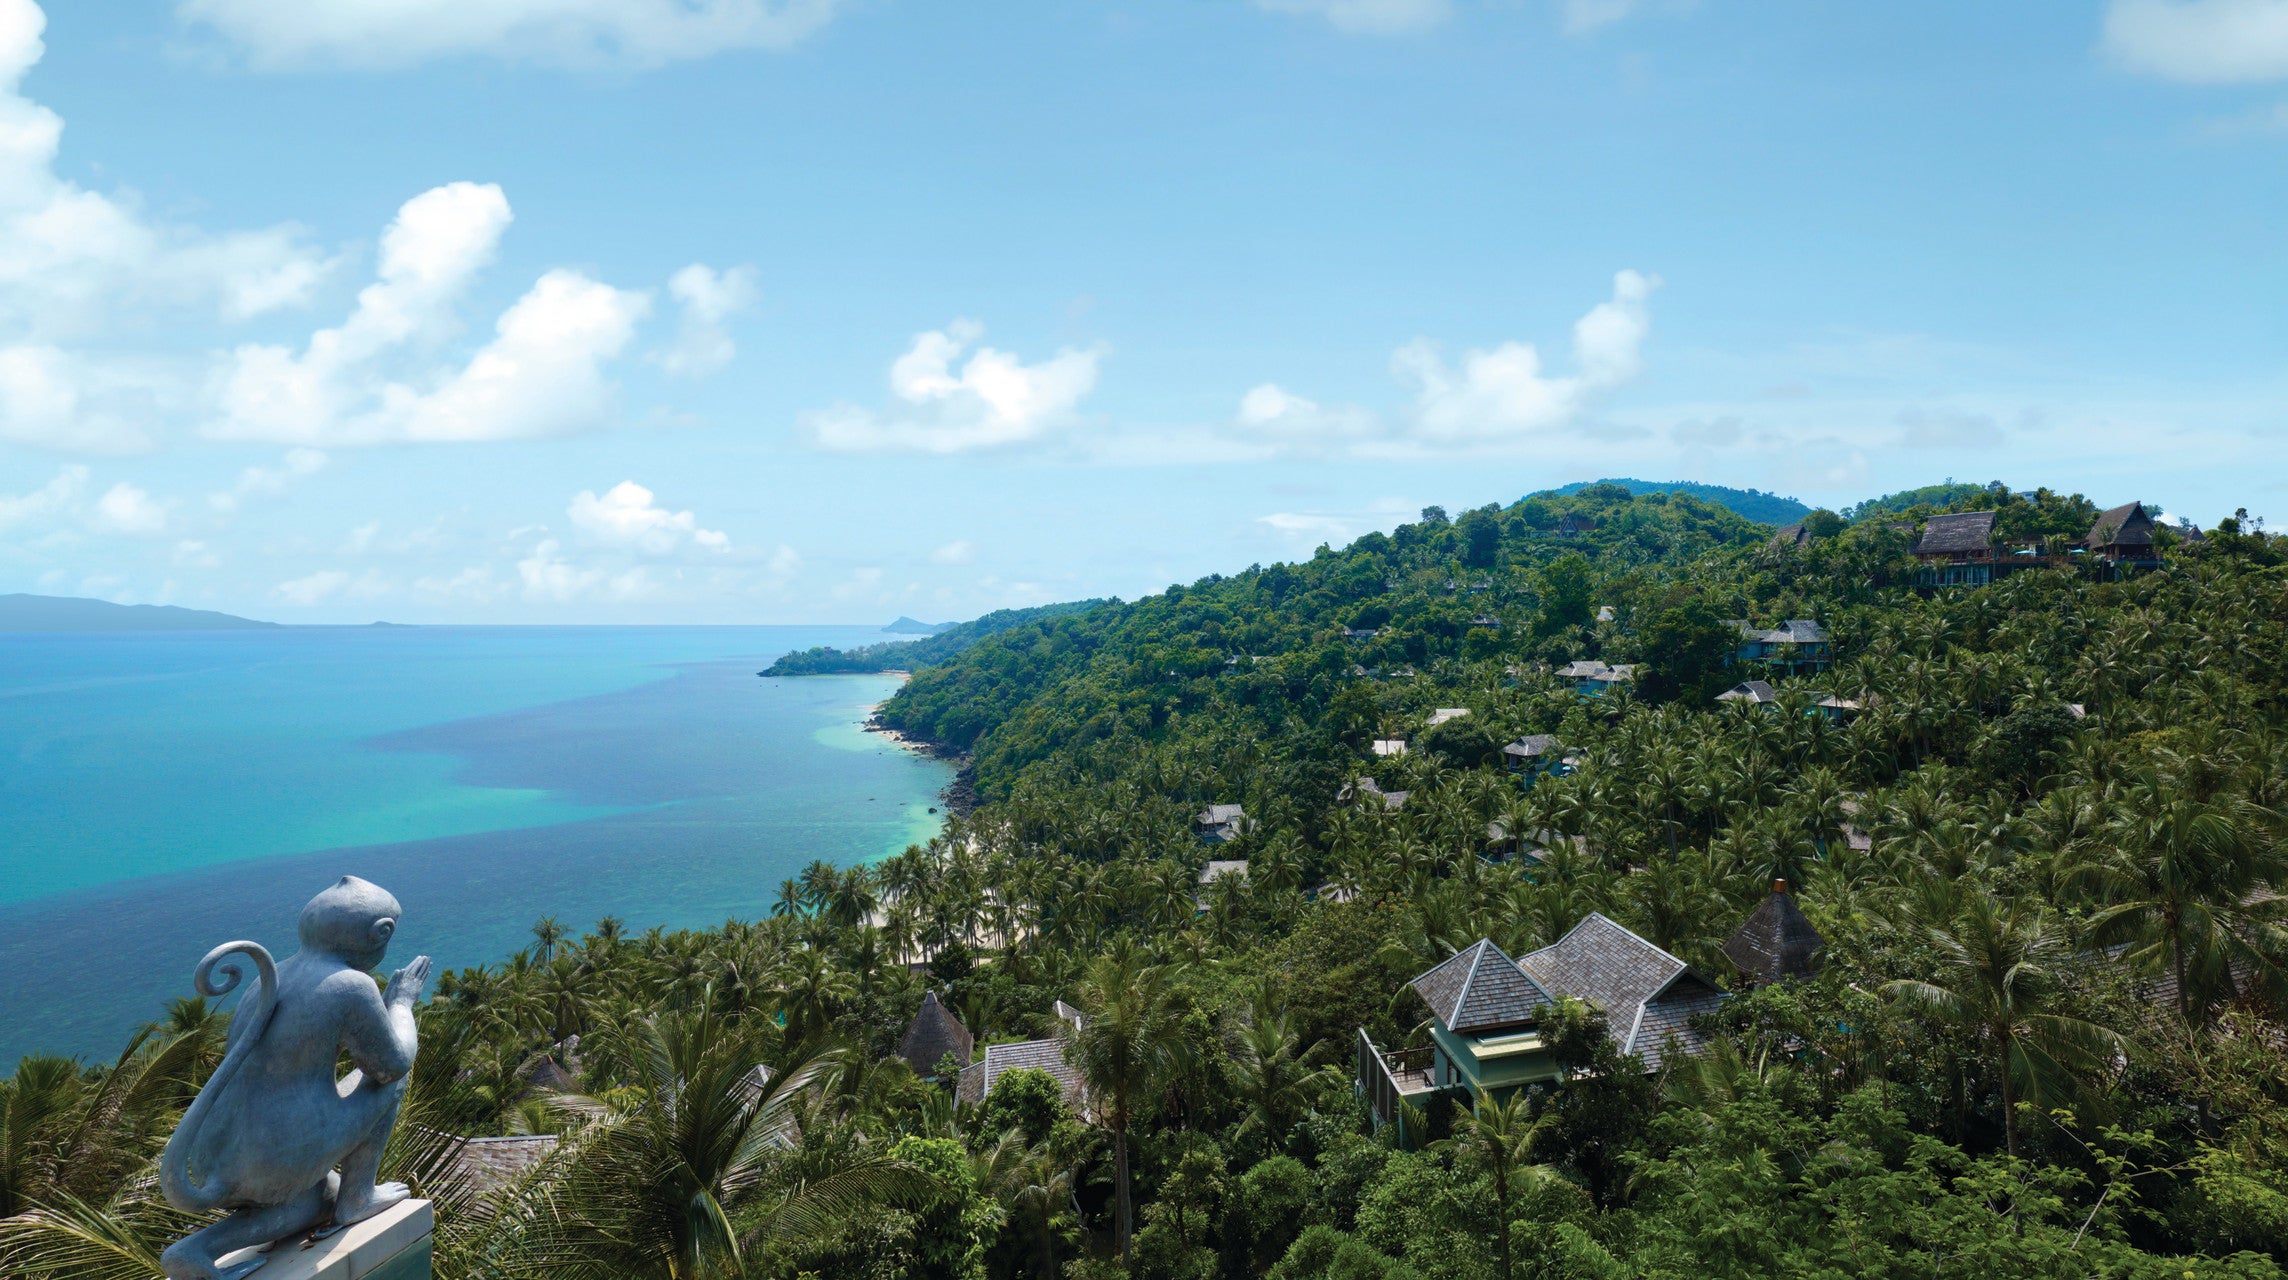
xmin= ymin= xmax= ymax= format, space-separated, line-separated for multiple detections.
xmin=0 ymin=626 xmax=951 ymax=1065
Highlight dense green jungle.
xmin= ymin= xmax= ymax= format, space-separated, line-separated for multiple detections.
xmin=5 ymin=481 xmax=2287 ymax=1280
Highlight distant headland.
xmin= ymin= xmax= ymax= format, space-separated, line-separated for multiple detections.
xmin=0 ymin=593 xmax=277 ymax=632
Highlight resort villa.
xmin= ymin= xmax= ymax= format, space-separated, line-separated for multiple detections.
xmin=1357 ymin=887 xmax=1823 ymax=1147
xmin=1912 ymin=501 xmax=2168 ymax=587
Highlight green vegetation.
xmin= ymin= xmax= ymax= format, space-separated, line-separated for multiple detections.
xmin=1536 ymin=478 xmax=1811 ymax=525
xmin=1843 ymin=480 xmax=1994 ymax=523
xmin=763 ymin=600 xmax=1111 ymax=676
xmin=7 ymin=482 xmax=2288 ymax=1279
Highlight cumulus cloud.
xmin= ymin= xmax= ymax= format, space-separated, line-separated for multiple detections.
xmin=0 ymin=0 xmax=330 ymax=453
xmin=804 ymin=320 xmax=1103 ymax=453
xmin=1394 ymin=270 xmax=1657 ymax=443
xmin=517 ymin=538 xmax=655 ymax=603
xmin=1234 ymin=383 xmax=1381 ymax=445
xmin=178 ymin=0 xmax=847 ymax=71
xmin=93 ymin=481 xmax=167 ymax=535
xmin=209 ymin=447 xmax=327 ymax=512
xmin=2104 ymin=0 xmax=2288 ymax=82
xmin=1254 ymin=0 xmax=1450 ymax=35
xmin=928 ymin=539 xmax=975 ymax=565
xmin=566 ymin=480 xmax=729 ymax=554
xmin=0 ymin=461 xmax=83 ymax=530
xmin=655 ymin=263 xmax=756 ymax=377
xmin=213 ymin=184 xmax=650 ymax=446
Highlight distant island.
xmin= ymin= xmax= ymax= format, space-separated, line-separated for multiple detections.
xmin=0 ymin=593 xmax=277 ymax=632
xmin=1534 ymin=478 xmax=1813 ymax=525
xmin=882 ymin=616 xmax=953 ymax=635
xmin=763 ymin=600 xmax=1110 ymax=677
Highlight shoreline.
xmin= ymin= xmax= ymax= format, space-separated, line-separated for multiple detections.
xmin=858 ymin=677 xmax=976 ymax=817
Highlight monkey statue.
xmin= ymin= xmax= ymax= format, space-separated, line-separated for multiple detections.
xmin=158 ymin=876 xmax=433 ymax=1280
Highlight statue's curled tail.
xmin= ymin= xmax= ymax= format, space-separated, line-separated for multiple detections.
xmin=159 ymin=941 xmax=279 ymax=1214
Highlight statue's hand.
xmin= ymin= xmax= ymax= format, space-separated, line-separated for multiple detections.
xmin=384 ymin=955 xmax=432 ymax=1011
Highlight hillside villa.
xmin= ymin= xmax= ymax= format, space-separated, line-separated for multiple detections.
xmin=1912 ymin=501 xmax=2167 ymax=586
xmin=1357 ymin=885 xmax=1823 ymax=1147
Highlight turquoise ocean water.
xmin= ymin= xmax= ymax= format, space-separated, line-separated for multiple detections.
xmin=0 ymin=626 xmax=951 ymax=1065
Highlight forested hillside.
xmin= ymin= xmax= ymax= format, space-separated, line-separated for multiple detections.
xmin=762 ymin=599 xmax=1111 ymax=676
xmin=7 ymin=481 xmax=2286 ymax=1280
xmin=1535 ymin=478 xmax=1812 ymax=525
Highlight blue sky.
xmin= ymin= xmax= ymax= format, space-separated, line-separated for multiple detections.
xmin=0 ymin=0 xmax=2283 ymax=623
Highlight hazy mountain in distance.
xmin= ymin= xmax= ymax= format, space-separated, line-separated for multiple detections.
xmin=0 ymin=594 xmax=278 ymax=632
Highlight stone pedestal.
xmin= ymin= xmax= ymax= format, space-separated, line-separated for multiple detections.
xmin=211 ymin=1200 xmax=432 ymax=1280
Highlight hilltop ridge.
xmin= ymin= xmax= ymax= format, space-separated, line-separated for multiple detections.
xmin=0 ymin=594 xmax=276 ymax=632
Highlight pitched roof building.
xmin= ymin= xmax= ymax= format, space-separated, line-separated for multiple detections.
xmin=955 ymin=1002 xmax=1088 ymax=1112
xmin=1360 ymin=915 xmax=1729 ymax=1142
xmin=1913 ymin=511 xmax=1998 ymax=559
xmin=1720 ymin=882 xmax=1825 ymax=986
xmin=900 ymin=990 xmax=975 ymax=1076
xmin=1716 ymin=679 xmax=1779 ymax=705
xmin=2085 ymin=501 xmax=2158 ymax=560
xmin=1516 ymin=914 xmax=1727 ymax=1071
xmin=1195 ymin=803 xmax=1249 ymax=843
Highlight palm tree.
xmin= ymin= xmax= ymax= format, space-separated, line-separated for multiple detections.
xmin=1062 ymin=939 xmax=1183 ymax=1269
xmin=969 ymin=1129 xmax=1074 ymax=1280
xmin=1441 ymin=1088 xmax=1556 ymax=1280
xmin=2073 ymin=776 xmax=2288 ymax=1025
xmin=1883 ymin=890 xmax=2128 ymax=1157
xmin=518 ymin=1009 xmax=926 ymax=1279
xmin=1229 ymin=999 xmax=1316 ymax=1152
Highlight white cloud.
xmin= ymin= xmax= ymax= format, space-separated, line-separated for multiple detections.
xmin=1394 ymin=269 xmax=1657 ymax=443
xmin=1234 ymin=383 xmax=1381 ymax=445
xmin=92 ymin=481 xmax=167 ymax=535
xmin=212 ymin=185 xmax=652 ymax=446
xmin=655 ymin=263 xmax=756 ymax=377
xmin=380 ymin=269 xmax=649 ymax=442
xmin=804 ymin=320 xmax=1103 ymax=453
xmin=2104 ymin=0 xmax=2288 ymax=83
xmin=1254 ymin=0 xmax=1450 ymax=35
xmin=928 ymin=539 xmax=975 ymax=565
xmin=566 ymin=480 xmax=729 ymax=554
xmin=0 ymin=461 xmax=83 ymax=530
xmin=766 ymin=544 xmax=801 ymax=576
xmin=517 ymin=537 xmax=655 ymax=603
xmin=209 ymin=447 xmax=327 ymax=512
xmin=178 ymin=0 xmax=847 ymax=71
xmin=0 ymin=0 xmax=331 ymax=455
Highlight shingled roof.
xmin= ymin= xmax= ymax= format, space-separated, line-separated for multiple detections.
xmin=1503 ymin=734 xmax=1558 ymax=758
xmin=1517 ymin=913 xmax=1724 ymax=1070
xmin=1720 ymin=883 xmax=1825 ymax=986
xmin=900 ymin=990 xmax=974 ymax=1074
xmin=449 ymin=1135 xmax=560 ymax=1195
xmin=1913 ymin=511 xmax=1996 ymax=555
xmin=1410 ymin=939 xmax=1555 ymax=1034
xmin=954 ymin=1037 xmax=1087 ymax=1112
xmin=2085 ymin=501 xmax=2155 ymax=551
